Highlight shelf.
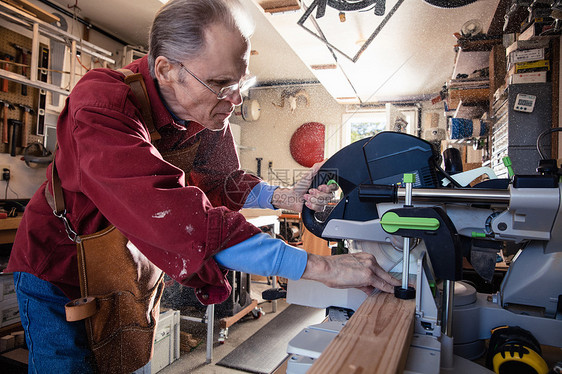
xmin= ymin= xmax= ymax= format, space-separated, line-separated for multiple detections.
xmin=453 ymin=100 xmax=487 ymax=119
xmin=448 ymin=88 xmax=490 ymax=109
xmin=456 ymin=37 xmax=503 ymax=52
xmin=0 ymin=0 xmax=116 ymax=95
xmin=448 ymin=137 xmax=482 ymax=146
xmin=0 ymin=68 xmax=68 ymax=96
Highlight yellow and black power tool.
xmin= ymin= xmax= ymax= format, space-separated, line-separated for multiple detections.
xmin=486 ymin=325 xmax=549 ymax=374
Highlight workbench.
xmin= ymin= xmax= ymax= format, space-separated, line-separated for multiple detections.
xmin=0 ymin=214 xmax=22 ymax=245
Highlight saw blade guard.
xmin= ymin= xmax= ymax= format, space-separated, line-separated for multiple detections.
xmin=348 ymin=238 xmax=422 ymax=274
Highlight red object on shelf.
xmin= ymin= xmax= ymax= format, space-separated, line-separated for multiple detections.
xmin=289 ymin=122 xmax=325 ymax=168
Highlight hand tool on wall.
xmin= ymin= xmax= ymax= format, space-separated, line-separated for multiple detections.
xmin=0 ymin=100 xmax=15 ymax=144
xmin=36 ymin=46 xmax=49 ymax=136
xmin=7 ymin=119 xmax=22 ymax=157
xmin=49 ymin=13 xmax=67 ymax=108
xmin=10 ymin=43 xmax=31 ymax=96
xmin=17 ymin=104 xmax=34 ymax=148
xmin=1 ymin=55 xmax=14 ymax=92
xmin=21 ymin=49 xmax=31 ymax=96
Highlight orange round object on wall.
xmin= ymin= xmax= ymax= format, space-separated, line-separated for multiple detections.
xmin=289 ymin=122 xmax=325 ymax=167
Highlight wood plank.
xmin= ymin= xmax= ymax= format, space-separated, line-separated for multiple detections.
xmin=256 ymin=0 xmax=300 ymax=13
xmin=219 ymin=299 xmax=258 ymax=329
xmin=0 ymin=215 xmax=23 ymax=231
xmin=302 ymin=227 xmax=330 ymax=256
xmin=5 ymin=0 xmax=59 ymax=23
xmin=308 ymin=292 xmax=416 ymax=374
xmin=448 ymin=88 xmax=490 ymax=109
xmin=0 ymin=215 xmax=22 ymax=244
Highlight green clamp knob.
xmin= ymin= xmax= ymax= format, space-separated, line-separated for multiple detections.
xmin=502 ymin=157 xmax=515 ymax=178
xmin=471 ymin=232 xmax=486 ymax=238
xmin=403 ymin=173 xmax=416 ymax=184
xmin=380 ymin=211 xmax=440 ymax=233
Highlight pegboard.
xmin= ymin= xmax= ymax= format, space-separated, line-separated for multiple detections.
xmin=0 ymin=26 xmax=45 ymax=156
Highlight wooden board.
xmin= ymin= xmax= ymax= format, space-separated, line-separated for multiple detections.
xmin=0 ymin=214 xmax=22 ymax=244
xmin=301 ymin=226 xmax=330 ymax=256
xmin=256 ymin=0 xmax=301 ymax=13
xmin=448 ymin=88 xmax=490 ymax=109
xmin=308 ymin=292 xmax=416 ymax=374
xmin=4 ymin=0 xmax=59 ymax=23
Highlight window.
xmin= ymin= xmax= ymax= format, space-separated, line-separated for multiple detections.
xmin=341 ymin=106 xmax=418 ymax=147
xmin=342 ymin=111 xmax=387 ymax=146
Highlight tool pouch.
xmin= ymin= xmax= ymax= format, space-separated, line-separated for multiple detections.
xmin=64 ymin=225 xmax=164 ymax=374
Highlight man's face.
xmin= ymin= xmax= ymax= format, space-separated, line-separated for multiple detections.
xmin=159 ymin=23 xmax=251 ymax=131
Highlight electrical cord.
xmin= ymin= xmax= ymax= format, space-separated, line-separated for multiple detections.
xmin=76 ymin=54 xmax=90 ymax=72
xmin=267 ymin=166 xmax=298 ymax=187
xmin=536 ymin=127 xmax=562 ymax=160
xmin=4 ymin=179 xmax=19 ymax=200
xmin=436 ymin=163 xmax=464 ymax=188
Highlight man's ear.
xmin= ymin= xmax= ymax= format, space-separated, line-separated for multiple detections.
xmin=154 ymin=56 xmax=174 ymax=85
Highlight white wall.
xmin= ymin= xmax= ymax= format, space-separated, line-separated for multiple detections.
xmin=0 ymin=154 xmax=48 ymax=199
xmin=231 ymin=85 xmax=346 ymax=185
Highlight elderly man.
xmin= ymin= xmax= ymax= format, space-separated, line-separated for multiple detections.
xmin=7 ymin=0 xmax=400 ymax=372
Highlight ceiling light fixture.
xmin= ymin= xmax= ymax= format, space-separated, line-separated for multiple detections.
xmin=159 ymin=0 xmax=169 ymax=4
xmin=309 ymin=0 xmax=386 ymax=19
xmin=423 ymin=0 xmax=477 ymax=8
xmin=298 ymin=0 xmax=405 ymax=62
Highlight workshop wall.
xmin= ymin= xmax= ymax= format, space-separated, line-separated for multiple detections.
xmin=232 ymin=85 xmax=450 ymax=187
xmin=232 ymin=85 xmax=345 ymax=186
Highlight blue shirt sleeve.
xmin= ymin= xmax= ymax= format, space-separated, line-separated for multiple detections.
xmin=243 ymin=181 xmax=279 ymax=209
xmin=214 ymin=233 xmax=308 ymax=280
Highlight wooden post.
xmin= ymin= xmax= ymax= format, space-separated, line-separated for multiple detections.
xmin=308 ymin=292 xmax=416 ymax=374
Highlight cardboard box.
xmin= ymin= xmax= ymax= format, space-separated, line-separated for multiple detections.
xmin=0 ymin=335 xmax=15 ymax=352
xmin=506 ymin=60 xmax=550 ymax=77
xmin=10 ymin=331 xmax=25 ymax=347
xmin=515 ymin=59 xmax=550 ymax=71
xmin=509 ymin=71 xmax=547 ymax=84
xmin=506 ymin=39 xmax=549 ymax=55
xmin=151 ymin=310 xmax=180 ymax=374
xmin=508 ymin=48 xmax=545 ymax=63
xmin=519 ymin=22 xmax=554 ymax=40
xmin=0 ymin=300 xmax=20 ymax=328
xmin=0 ymin=273 xmax=16 ymax=303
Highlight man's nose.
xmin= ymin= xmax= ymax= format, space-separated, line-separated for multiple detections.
xmin=224 ymin=89 xmax=243 ymax=106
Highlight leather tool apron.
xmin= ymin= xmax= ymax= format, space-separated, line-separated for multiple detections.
xmin=59 ymin=69 xmax=203 ymax=374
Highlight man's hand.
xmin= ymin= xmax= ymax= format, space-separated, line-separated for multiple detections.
xmin=301 ymin=252 xmax=401 ymax=294
xmin=271 ymin=161 xmax=337 ymax=212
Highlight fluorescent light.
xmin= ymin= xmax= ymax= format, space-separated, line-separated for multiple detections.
xmin=159 ymin=0 xmax=169 ymax=3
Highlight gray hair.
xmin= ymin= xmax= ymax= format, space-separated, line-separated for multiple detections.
xmin=148 ymin=0 xmax=255 ymax=78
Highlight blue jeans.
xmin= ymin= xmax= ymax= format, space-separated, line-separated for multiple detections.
xmin=14 ymin=272 xmax=151 ymax=374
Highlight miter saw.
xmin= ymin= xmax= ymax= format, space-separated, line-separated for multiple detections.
xmin=286 ymin=131 xmax=562 ymax=374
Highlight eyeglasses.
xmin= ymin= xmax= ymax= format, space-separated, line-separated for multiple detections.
xmin=178 ymin=62 xmax=256 ymax=100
